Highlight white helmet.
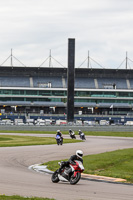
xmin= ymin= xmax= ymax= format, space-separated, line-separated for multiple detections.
xmin=76 ymin=150 xmax=83 ymax=159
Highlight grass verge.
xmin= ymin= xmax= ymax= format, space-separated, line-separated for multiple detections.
xmin=0 ymin=195 xmax=55 ymax=200
xmin=0 ymin=130 xmax=133 ymax=137
xmin=0 ymin=135 xmax=82 ymax=147
xmin=43 ymin=148 xmax=133 ymax=183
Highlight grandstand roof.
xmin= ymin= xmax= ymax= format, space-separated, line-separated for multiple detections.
xmin=1 ymin=66 xmax=133 ymax=78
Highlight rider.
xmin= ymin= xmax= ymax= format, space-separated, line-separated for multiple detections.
xmin=78 ymin=129 xmax=85 ymax=136
xmin=58 ymin=150 xmax=83 ymax=173
xmin=56 ymin=130 xmax=62 ymax=137
xmin=69 ymin=150 xmax=83 ymax=164
xmin=78 ymin=130 xmax=82 ymax=136
xmin=69 ymin=129 xmax=73 ymax=136
xmin=56 ymin=130 xmax=63 ymax=141
xmin=78 ymin=130 xmax=86 ymax=140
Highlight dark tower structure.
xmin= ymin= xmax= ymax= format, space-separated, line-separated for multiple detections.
xmin=67 ymin=38 xmax=75 ymax=122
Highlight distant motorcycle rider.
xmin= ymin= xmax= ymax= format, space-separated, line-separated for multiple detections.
xmin=69 ymin=129 xmax=76 ymax=139
xmin=69 ymin=129 xmax=72 ymax=135
xmin=78 ymin=130 xmax=82 ymax=136
xmin=58 ymin=150 xmax=83 ymax=173
xmin=56 ymin=130 xmax=63 ymax=143
xmin=56 ymin=130 xmax=62 ymax=138
xmin=78 ymin=130 xmax=86 ymax=140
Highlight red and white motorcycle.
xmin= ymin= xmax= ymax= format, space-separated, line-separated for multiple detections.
xmin=51 ymin=160 xmax=84 ymax=185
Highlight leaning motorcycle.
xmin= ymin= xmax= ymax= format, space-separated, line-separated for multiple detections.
xmin=70 ymin=131 xmax=76 ymax=139
xmin=55 ymin=135 xmax=63 ymax=145
xmin=51 ymin=160 xmax=84 ymax=185
xmin=80 ymin=132 xmax=86 ymax=140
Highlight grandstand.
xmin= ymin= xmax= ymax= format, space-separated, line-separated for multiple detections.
xmin=0 ymin=65 xmax=133 ymax=124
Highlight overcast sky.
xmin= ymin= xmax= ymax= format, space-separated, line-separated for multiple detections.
xmin=0 ymin=0 xmax=133 ymax=69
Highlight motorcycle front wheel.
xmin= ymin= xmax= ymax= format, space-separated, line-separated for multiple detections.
xmin=70 ymin=172 xmax=81 ymax=185
xmin=51 ymin=170 xmax=60 ymax=183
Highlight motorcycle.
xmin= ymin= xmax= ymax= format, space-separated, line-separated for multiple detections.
xmin=55 ymin=135 xmax=63 ymax=145
xmin=51 ymin=160 xmax=84 ymax=185
xmin=79 ymin=132 xmax=86 ymax=140
xmin=69 ymin=131 xmax=76 ymax=139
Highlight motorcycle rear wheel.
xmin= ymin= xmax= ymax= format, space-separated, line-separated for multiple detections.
xmin=51 ymin=170 xmax=60 ymax=183
xmin=70 ymin=172 xmax=81 ymax=185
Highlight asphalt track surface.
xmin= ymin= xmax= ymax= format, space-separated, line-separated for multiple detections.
xmin=0 ymin=133 xmax=133 ymax=200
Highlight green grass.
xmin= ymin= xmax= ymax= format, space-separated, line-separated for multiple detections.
xmin=83 ymin=131 xmax=133 ymax=137
xmin=0 ymin=130 xmax=133 ymax=137
xmin=0 ymin=130 xmax=55 ymax=134
xmin=43 ymin=159 xmax=67 ymax=171
xmin=0 ymin=195 xmax=55 ymax=200
xmin=44 ymin=148 xmax=133 ymax=183
xmin=83 ymin=148 xmax=133 ymax=183
xmin=0 ymin=135 xmax=82 ymax=147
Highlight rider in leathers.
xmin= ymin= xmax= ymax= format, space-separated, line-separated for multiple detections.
xmin=56 ymin=130 xmax=62 ymax=137
xmin=58 ymin=150 xmax=83 ymax=174
xmin=56 ymin=130 xmax=63 ymax=143
xmin=69 ymin=129 xmax=75 ymax=138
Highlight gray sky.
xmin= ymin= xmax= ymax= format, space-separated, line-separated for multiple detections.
xmin=0 ymin=0 xmax=133 ymax=69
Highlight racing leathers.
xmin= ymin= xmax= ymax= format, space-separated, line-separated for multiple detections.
xmin=58 ymin=154 xmax=83 ymax=173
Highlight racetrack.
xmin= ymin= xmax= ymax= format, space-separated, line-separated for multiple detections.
xmin=0 ymin=134 xmax=133 ymax=200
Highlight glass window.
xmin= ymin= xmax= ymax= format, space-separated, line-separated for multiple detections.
xmin=39 ymin=90 xmax=51 ymax=95
xmin=76 ymin=91 xmax=90 ymax=97
xmin=52 ymin=91 xmax=65 ymax=96
xmin=118 ymin=92 xmax=129 ymax=97
xmin=19 ymin=90 xmax=24 ymax=95
xmin=11 ymin=90 xmax=24 ymax=95
xmin=3 ymin=90 xmax=12 ymax=95
xmin=12 ymin=97 xmax=24 ymax=101
xmin=26 ymin=90 xmax=37 ymax=95
xmin=0 ymin=97 xmax=11 ymax=101
xmin=50 ymin=98 xmax=61 ymax=102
